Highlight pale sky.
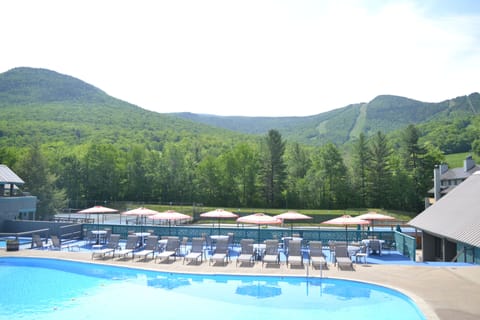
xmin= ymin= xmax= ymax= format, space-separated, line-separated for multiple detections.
xmin=1 ymin=0 xmax=479 ymax=117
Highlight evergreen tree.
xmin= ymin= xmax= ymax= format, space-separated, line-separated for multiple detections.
xmin=352 ymin=133 xmax=370 ymax=207
xmin=367 ymin=132 xmax=391 ymax=208
xmin=261 ymin=130 xmax=286 ymax=208
xmin=15 ymin=143 xmax=66 ymax=219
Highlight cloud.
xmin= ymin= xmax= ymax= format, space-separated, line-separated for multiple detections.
xmin=1 ymin=0 xmax=479 ymax=116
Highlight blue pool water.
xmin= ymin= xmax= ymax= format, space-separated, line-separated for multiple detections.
xmin=0 ymin=257 xmax=425 ymax=320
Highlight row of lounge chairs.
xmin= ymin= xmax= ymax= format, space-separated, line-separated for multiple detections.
xmin=32 ymin=233 xmax=358 ymax=270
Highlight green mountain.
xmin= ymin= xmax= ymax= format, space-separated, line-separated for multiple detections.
xmin=174 ymin=93 xmax=480 ymax=145
xmin=0 ymin=67 xmax=246 ymax=149
xmin=1 ymin=67 xmax=479 ymax=153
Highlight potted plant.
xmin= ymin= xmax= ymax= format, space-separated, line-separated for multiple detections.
xmin=6 ymin=239 xmax=19 ymax=251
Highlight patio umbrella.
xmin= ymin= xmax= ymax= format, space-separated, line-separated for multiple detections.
xmin=149 ymin=210 xmax=192 ymax=235
xmin=356 ymin=211 xmax=395 ymax=235
xmin=77 ymin=206 xmax=119 ymax=242
xmin=321 ymin=215 xmax=370 ymax=245
xmin=122 ymin=207 xmax=160 ymax=234
xmin=236 ymin=213 xmax=282 ymax=243
xmin=274 ymin=211 xmax=312 ymax=235
xmin=200 ymin=209 xmax=239 ymax=235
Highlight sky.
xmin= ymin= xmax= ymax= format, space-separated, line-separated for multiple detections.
xmin=1 ymin=0 xmax=479 ymax=117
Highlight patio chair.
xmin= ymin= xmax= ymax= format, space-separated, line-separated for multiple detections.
xmin=382 ymin=239 xmax=396 ymax=254
xmin=31 ymin=234 xmax=49 ymax=250
xmin=309 ymin=241 xmax=328 ymax=269
xmin=286 ymin=239 xmax=303 ymax=268
xmin=50 ymin=235 xmax=74 ymax=251
xmin=85 ymin=230 xmax=96 ymax=245
xmin=227 ymin=232 xmax=235 ymax=249
xmin=352 ymin=244 xmax=368 ymax=264
xmin=133 ymin=235 xmax=159 ymax=261
xmin=236 ymin=238 xmax=255 ymax=267
xmin=183 ymin=237 xmax=204 ymax=265
xmin=262 ymin=240 xmax=280 ymax=268
xmin=209 ymin=238 xmax=230 ymax=266
xmin=369 ymin=240 xmax=382 ymax=255
xmin=155 ymin=238 xmax=180 ymax=263
xmin=114 ymin=235 xmax=139 ymax=260
xmin=92 ymin=234 xmax=121 ymax=260
xmin=334 ymin=245 xmax=353 ymax=270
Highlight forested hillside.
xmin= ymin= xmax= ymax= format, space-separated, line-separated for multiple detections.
xmin=174 ymin=93 xmax=480 ymax=148
xmin=0 ymin=67 xmax=477 ymax=219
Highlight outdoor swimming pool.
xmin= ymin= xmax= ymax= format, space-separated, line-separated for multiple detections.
xmin=0 ymin=257 xmax=425 ymax=320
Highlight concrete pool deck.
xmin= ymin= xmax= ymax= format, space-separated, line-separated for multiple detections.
xmin=2 ymin=249 xmax=480 ymax=320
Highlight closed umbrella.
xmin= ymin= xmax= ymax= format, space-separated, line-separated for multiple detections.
xmin=321 ymin=215 xmax=370 ymax=245
xmin=149 ymin=210 xmax=192 ymax=235
xmin=274 ymin=211 xmax=312 ymax=235
xmin=200 ymin=209 xmax=239 ymax=234
xmin=78 ymin=205 xmax=118 ymax=244
xmin=236 ymin=213 xmax=282 ymax=243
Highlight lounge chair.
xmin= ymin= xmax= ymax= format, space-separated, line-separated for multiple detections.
xmin=309 ymin=241 xmax=328 ymax=269
xmin=262 ymin=240 xmax=280 ymax=267
xmin=209 ymin=238 xmax=229 ymax=266
xmin=183 ymin=237 xmax=204 ymax=265
xmin=334 ymin=245 xmax=353 ymax=270
xmin=236 ymin=239 xmax=255 ymax=267
xmin=50 ymin=235 xmax=76 ymax=251
xmin=114 ymin=235 xmax=139 ymax=260
xmin=155 ymin=238 xmax=180 ymax=263
xmin=286 ymin=239 xmax=303 ymax=268
xmin=31 ymin=234 xmax=49 ymax=250
xmin=133 ymin=235 xmax=159 ymax=261
xmin=92 ymin=234 xmax=121 ymax=259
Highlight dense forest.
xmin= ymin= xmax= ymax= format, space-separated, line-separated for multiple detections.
xmin=1 ymin=67 xmax=478 ymax=219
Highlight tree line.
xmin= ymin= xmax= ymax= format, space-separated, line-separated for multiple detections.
xmin=1 ymin=125 xmax=443 ymax=219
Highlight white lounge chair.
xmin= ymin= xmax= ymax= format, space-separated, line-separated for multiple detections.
xmin=236 ymin=239 xmax=255 ymax=267
xmin=133 ymin=235 xmax=159 ymax=261
xmin=155 ymin=238 xmax=180 ymax=263
xmin=262 ymin=240 xmax=280 ymax=267
xmin=183 ymin=237 xmax=204 ymax=265
xmin=286 ymin=239 xmax=303 ymax=268
xmin=209 ymin=238 xmax=229 ymax=266
xmin=114 ymin=235 xmax=139 ymax=260
xmin=92 ymin=234 xmax=121 ymax=259
xmin=309 ymin=241 xmax=328 ymax=269
xmin=334 ymin=245 xmax=353 ymax=270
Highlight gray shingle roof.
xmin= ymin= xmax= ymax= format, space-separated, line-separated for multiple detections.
xmin=0 ymin=165 xmax=25 ymax=185
xmin=409 ymin=171 xmax=480 ymax=247
xmin=441 ymin=165 xmax=480 ymax=180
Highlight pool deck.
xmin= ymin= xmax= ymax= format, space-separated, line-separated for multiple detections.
xmin=2 ymin=249 xmax=480 ymax=320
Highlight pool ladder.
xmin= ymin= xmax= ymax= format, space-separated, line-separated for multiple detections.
xmin=304 ymin=260 xmax=323 ymax=279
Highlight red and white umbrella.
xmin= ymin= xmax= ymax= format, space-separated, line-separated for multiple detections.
xmin=122 ymin=207 xmax=161 ymax=233
xmin=321 ymin=215 xmax=370 ymax=244
xmin=356 ymin=211 xmax=395 ymax=231
xmin=122 ymin=207 xmax=160 ymax=217
xmin=200 ymin=209 xmax=239 ymax=234
xmin=149 ymin=210 xmax=192 ymax=235
xmin=237 ymin=213 xmax=282 ymax=243
xmin=77 ymin=205 xmax=119 ymax=243
xmin=78 ymin=205 xmax=118 ymax=228
xmin=149 ymin=210 xmax=191 ymax=222
xmin=77 ymin=205 xmax=118 ymax=215
xmin=274 ymin=211 xmax=312 ymax=235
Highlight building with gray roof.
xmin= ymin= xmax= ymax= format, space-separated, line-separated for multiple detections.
xmin=0 ymin=165 xmax=37 ymax=227
xmin=410 ymin=171 xmax=480 ymax=264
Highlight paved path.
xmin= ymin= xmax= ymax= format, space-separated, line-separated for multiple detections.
xmin=3 ymin=249 xmax=480 ymax=319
